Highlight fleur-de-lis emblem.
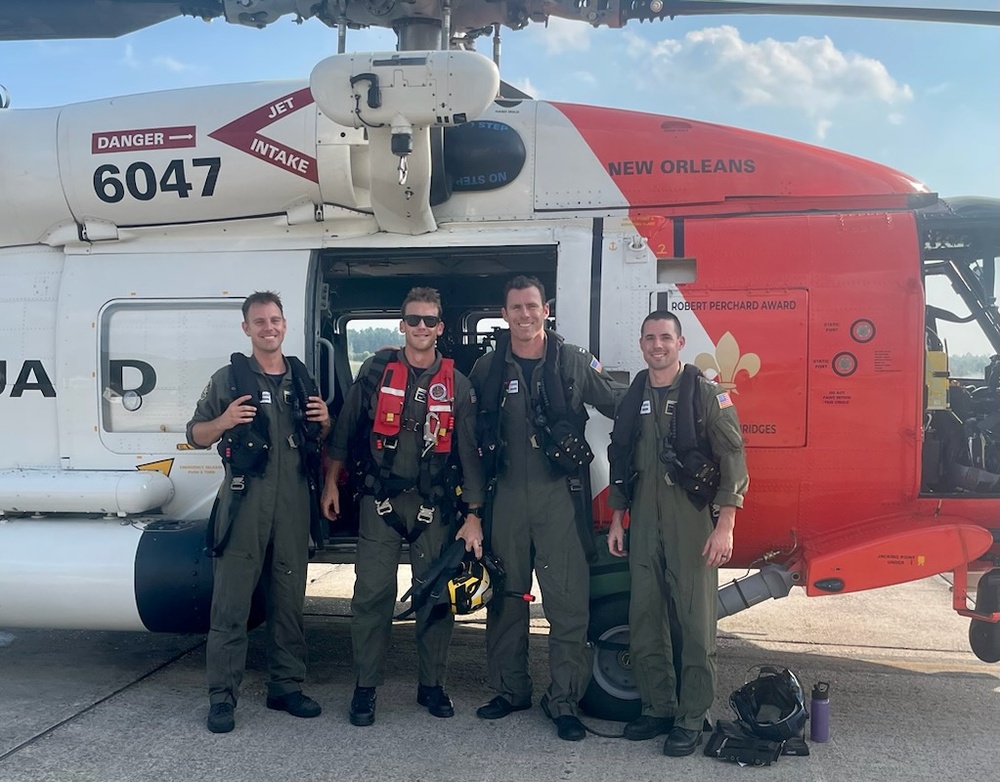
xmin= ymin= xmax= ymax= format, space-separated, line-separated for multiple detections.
xmin=693 ymin=332 xmax=760 ymax=392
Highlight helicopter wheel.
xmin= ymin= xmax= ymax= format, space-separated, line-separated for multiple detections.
xmin=969 ymin=618 xmax=1000 ymax=663
xmin=969 ymin=568 xmax=1000 ymax=663
xmin=581 ymin=594 xmax=641 ymax=722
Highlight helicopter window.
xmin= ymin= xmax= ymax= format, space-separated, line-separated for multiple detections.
xmin=471 ymin=314 xmax=506 ymax=347
xmin=924 ymin=274 xmax=993 ymax=380
xmin=343 ymin=317 xmax=402 ymax=378
xmin=98 ymin=299 xmax=244 ymax=436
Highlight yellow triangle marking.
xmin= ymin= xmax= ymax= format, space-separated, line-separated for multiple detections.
xmin=137 ymin=458 xmax=174 ymax=477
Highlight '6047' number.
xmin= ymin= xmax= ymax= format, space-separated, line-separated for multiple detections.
xmin=93 ymin=157 xmax=221 ymax=203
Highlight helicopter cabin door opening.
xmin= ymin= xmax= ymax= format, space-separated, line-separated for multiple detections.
xmin=919 ymin=198 xmax=1000 ymax=499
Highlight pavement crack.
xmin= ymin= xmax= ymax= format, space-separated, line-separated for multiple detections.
xmin=0 ymin=638 xmax=205 ymax=764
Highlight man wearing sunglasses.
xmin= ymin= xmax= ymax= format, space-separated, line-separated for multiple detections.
xmin=323 ymin=287 xmax=484 ymax=726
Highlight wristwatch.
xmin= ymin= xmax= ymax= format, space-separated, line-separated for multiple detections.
xmin=466 ymin=506 xmax=483 ymax=519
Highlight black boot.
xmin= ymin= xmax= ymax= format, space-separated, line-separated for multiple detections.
xmin=417 ymin=685 xmax=455 ymax=718
xmin=349 ymin=686 xmax=377 ymax=727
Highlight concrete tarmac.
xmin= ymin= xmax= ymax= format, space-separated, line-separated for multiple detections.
xmin=2 ymin=567 xmax=998 ymax=782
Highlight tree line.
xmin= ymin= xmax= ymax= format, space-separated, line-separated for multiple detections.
xmin=349 ymin=326 xmax=400 ymax=361
xmin=949 ymin=353 xmax=993 ymax=379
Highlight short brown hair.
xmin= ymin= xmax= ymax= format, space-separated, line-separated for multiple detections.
xmin=242 ymin=291 xmax=283 ymax=321
xmin=401 ymin=287 xmax=443 ymax=318
xmin=503 ymin=275 xmax=546 ymax=307
xmin=641 ymin=310 xmax=682 ymax=337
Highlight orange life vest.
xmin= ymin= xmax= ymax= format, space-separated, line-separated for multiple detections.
xmin=372 ymin=357 xmax=455 ymax=453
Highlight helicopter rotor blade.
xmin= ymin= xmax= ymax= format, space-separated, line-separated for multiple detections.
xmin=0 ymin=0 xmax=996 ymax=42
xmin=0 ymin=0 xmax=208 ymax=41
xmin=631 ymin=1 xmax=1000 ymax=27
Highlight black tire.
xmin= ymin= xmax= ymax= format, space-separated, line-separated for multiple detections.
xmin=581 ymin=594 xmax=641 ymax=722
xmin=970 ymin=617 xmax=1000 ymax=663
xmin=969 ymin=569 xmax=1000 ymax=663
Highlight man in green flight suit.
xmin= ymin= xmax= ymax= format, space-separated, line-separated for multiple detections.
xmin=470 ymin=275 xmax=620 ymax=742
xmin=322 ymin=287 xmax=485 ymax=726
xmin=187 ymin=291 xmax=330 ymax=734
xmin=607 ymin=310 xmax=749 ymax=757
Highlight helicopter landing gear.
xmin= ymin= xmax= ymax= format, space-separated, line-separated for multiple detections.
xmin=969 ymin=568 xmax=1000 ymax=663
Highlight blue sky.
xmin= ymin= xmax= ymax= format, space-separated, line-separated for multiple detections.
xmin=2 ymin=1 xmax=997 ymax=198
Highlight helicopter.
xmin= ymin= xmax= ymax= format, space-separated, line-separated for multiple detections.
xmin=0 ymin=0 xmax=998 ymax=722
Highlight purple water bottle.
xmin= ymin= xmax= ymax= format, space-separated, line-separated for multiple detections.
xmin=810 ymin=682 xmax=830 ymax=742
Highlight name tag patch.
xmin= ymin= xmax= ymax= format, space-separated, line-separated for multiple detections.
xmin=260 ymin=391 xmax=272 ymax=404
xmin=640 ymin=399 xmax=652 ymax=415
xmin=507 ymin=380 xmax=519 ymax=393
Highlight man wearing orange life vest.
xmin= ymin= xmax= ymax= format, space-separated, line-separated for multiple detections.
xmin=322 ymin=287 xmax=484 ymax=727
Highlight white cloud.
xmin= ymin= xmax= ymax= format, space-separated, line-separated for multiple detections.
xmin=152 ymin=56 xmax=192 ymax=73
xmin=533 ymin=16 xmax=591 ymax=55
xmin=120 ymin=43 xmax=139 ymax=69
xmin=119 ymin=44 xmax=194 ymax=73
xmin=627 ymin=26 xmax=913 ymax=140
xmin=508 ymin=77 xmax=540 ymax=99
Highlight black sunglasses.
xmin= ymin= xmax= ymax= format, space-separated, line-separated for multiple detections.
xmin=402 ymin=314 xmax=441 ymax=327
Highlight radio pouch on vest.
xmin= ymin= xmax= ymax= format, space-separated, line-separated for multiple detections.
xmin=673 ymin=449 xmax=721 ymax=511
xmin=541 ymin=418 xmax=595 ymax=475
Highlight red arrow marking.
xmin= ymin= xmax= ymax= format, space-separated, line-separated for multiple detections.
xmin=209 ymin=87 xmax=318 ymax=183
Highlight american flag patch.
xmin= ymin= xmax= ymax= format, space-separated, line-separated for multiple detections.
xmin=590 ymin=357 xmax=603 ymax=372
xmin=717 ymin=392 xmax=733 ymax=409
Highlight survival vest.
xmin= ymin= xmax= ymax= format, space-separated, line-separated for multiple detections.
xmin=476 ymin=330 xmax=592 ymax=480
xmin=475 ymin=331 xmax=597 ymax=560
xmin=207 ymin=352 xmax=326 ymax=556
xmin=372 ymin=354 xmax=455 ymax=454
xmin=350 ymin=349 xmax=460 ymax=542
xmin=608 ymin=363 xmax=720 ymax=511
